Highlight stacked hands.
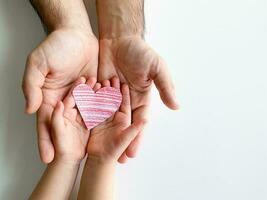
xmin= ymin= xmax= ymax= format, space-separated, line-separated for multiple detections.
xmin=51 ymin=76 xmax=146 ymax=165
xmin=24 ymin=0 xmax=178 ymax=199
xmin=22 ymin=23 xmax=178 ymax=164
xmin=30 ymin=77 xmax=147 ymax=200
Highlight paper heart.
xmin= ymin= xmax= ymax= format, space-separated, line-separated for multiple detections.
xmin=72 ymin=84 xmax=122 ymax=130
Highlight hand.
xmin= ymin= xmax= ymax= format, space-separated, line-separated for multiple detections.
xmin=50 ymin=77 xmax=96 ymax=164
xmin=87 ymin=77 xmax=146 ymax=164
xmin=98 ymin=36 xmax=178 ymax=162
xmin=22 ymin=28 xmax=98 ymax=163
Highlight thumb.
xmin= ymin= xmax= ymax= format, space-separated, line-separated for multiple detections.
xmin=152 ymin=57 xmax=179 ymax=110
xmin=22 ymin=54 xmax=46 ymax=114
xmin=51 ymin=101 xmax=65 ymax=130
xmin=118 ymin=120 xmax=147 ymax=153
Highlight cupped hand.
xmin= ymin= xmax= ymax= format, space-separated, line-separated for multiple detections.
xmin=50 ymin=77 xmax=97 ymax=164
xmin=98 ymin=36 xmax=179 ymax=161
xmin=22 ymin=28 xmax=99 ymax=163
xmin=87 ymin=77 xmax=146 ymax=163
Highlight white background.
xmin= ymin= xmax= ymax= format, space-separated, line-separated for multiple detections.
xmin=0 ymin=0 xmax=267 ymax=199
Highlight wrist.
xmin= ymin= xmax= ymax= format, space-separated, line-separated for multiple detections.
xmin=84 ymin=157 xmax=116 ymax=179
xmin=31 ymin=0 xmax=92 ymax=33
xmin=47 ymin=159 xmax=80 ymax=177
xmin=87 ymin=155 xmax=117 ymax=169
xmin=97 ymin=0 xmax=144 ymax=39
xmin=52 ymin=155 xmax=82 ymax=167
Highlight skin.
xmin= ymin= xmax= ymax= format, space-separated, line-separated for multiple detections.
xmin=96 ymin=0 xmax=179 ymax=162
xmin=23 ymin=0 xmax=98 ymax=163
xmin=30 ymin=77 xmax=91 ymax=200
xmin=24 ymin=0 xmax=178 ymax=164
xmin=30 ymin=77 xmax=145 ymax=200
xmin=78 ymin=79 xmax=146 ymax=200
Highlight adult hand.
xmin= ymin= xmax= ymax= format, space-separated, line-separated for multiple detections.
xmin=96 ymin=0 xmax=179 ymax=163
xmin=98 ymin=36 xmax=179 ymax=162
xmin=23 ymin=27 xmax=98 ymax=163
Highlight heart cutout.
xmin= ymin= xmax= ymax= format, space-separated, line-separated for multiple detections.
xmin=72 ymin=84 xmax=122 ymax=130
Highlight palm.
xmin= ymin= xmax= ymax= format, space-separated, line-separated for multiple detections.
xmin=63 ymin=102 xmax=89 ymax=137
xmin=24 ymin=28 xmax=98 ymax=163
xmin=52 ymin=113 xmax=89 ymax=162
xmin=50 ymin=87 xmax=91 ymax=162
xmin=99 ymin=37 xmax=154 ymax=111
xmin=58 ymin=102 xmax=89 ymax=161
xmin=39 ymin=29 xmax=98 ymax=108
xmin=98 ymin=36 xmax=177 ymax=158
xmin=87 ymin=111 xmax=130 ymax=160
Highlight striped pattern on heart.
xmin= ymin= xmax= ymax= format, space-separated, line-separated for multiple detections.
xmin=72 ymin=84 xmax=122 ymax=130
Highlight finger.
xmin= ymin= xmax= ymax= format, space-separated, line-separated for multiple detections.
xmin=63 ymin=77 xmax=86 ymax=109
xmin=102 ymin=79 xmax=111 ymax=87
xmin=51 ymin=101 xmax=65 ymax=129
xmin=111 ymin=76 xmax=120 ymax=89
xmin=86 ymin=77 xmax=97 ymax=88
xmin=126 ymin=131 xmax=144 ymax=158
xmin=125 ymin=105 xmax=149 ymax=158
xmin=38 ymin=123 xmax=55 ymax=164
xmin=152 ymin=58 xmax=179 ymax=110
xmin=118 ymin=120 xmax=147 ymax=153
xmin=120 ymin=84 xmax=131 ymax=116
xmin=118 ymin=152 xmax=128 ymax=164
xmin=22 ymin=55 xmax=47 ymax=114
xmin=37 ymin=107 xmax=55 ymax=163
xmin=93 ymin=83 xmax=102 ymax=91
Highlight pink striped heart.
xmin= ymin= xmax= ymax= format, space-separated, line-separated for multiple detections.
xmin=72 ymin=84 xmax=122 ymax=130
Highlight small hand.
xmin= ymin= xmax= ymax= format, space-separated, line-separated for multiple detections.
xmin=51 ymin=77 xmax=98 ymax=163
xmin=87 ymin=77 xmax=146 ymax=163
xmin=98 ymin=36 xmax=178 ymax=162
xmin=22 ymin=28 xmax=98 ymax=163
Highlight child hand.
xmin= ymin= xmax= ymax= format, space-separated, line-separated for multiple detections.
xmin=87 ymin=77 xmax=147 ymax=164
xmin=51 ymin=77 xmax=96 ymax=164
